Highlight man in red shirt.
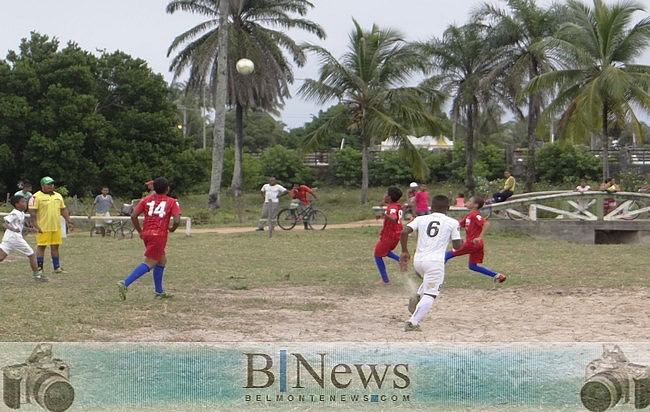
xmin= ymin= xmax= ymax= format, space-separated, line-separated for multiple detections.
xmin=374 ymin=187 xmax=403 ymax=284
xmin=290 ymin=183 xmax=318 ymax=230
xmin=117 ymin=177 xmax=182 ymax=300
xmin=445 ymin=196 xmax=506 ymax=283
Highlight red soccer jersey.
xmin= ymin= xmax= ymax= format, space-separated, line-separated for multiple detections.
xmin=460 ymin=210 xmax=485 ymax=242
xmin=135 ymin=194 xmax=182 ymax=237
xmin=290 ymin=185 xmax=314 ymax=204
xmin=380 ymin=202 xmax=403 ymax=240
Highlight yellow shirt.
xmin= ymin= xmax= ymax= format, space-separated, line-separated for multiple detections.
xmin=504 ymin=176 xmax=516 ymax=192
xmin=29 ymin=191 xmax=66 ymax=232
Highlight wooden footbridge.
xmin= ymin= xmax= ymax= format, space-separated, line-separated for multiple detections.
xmin=457 ymin=191 xmax=650 ymax=244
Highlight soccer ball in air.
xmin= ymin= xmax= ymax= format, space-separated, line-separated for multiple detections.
xmin=236 ymin=58 xmax=255 ymax=75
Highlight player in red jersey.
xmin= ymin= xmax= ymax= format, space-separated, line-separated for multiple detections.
xmin=374 ymin=187 xmax=403 ymax=285
xmin=117 ymin=177 xmax=182 ymax=300
xmin=445 ymin=196 xmax=506 ymax=283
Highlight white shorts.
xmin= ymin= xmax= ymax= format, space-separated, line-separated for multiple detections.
xmin=94 ymin=212 xmax=112 ymax=227
xmin=414 ymin=260 xmax=445 ymax=297
xmin=0 ymin=236 xmax=34 ymax=257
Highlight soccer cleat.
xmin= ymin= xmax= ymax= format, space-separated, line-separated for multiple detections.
xmin=32 ymin=273 xmax=49 ymax=282
xmin=255 ymin=228 xmax=264 ymax=232
xmin=117 ymin=281 xmax=127 ymax=301
xmin=408 ymin=294 xmax=421 ymax=314
xmin=494 ymin=273 xmax=507 ymax=283
xmin=53 ymin=267 xmax=66 ymax=274
xmin=404 ymin=322 xmax=422 ymax=332
xmin=154 ymin=292 xmax=174 ymax=299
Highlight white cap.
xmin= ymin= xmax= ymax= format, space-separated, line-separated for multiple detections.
xmin=409 ymin=182 xmax=418 ymax=188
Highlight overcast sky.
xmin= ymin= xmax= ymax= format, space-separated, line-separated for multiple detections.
xmin=1 ymin=0 xmax=649 ymax=129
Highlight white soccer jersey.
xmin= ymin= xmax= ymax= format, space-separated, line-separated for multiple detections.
xmin=407 ymin=212 xmax=461 ymax=262
xmin=2 ymin=209 xmax=25 ymax=242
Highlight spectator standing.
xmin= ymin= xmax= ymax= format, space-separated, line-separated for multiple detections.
xmin=414 ymin=184 xmax=430 ymax=216
xmin=256 ymin=177 xmax=288 ymax=231
xmin=88 ymin=186 xmax=120 ymax=237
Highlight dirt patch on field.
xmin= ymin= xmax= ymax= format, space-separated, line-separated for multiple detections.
xmin=94 ymin=285 xmax=650 ymax=342
xmin=190 ymin=219 xmax=381 ymax=234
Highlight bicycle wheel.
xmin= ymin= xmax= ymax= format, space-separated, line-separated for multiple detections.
xmin=113 ymin=223 xmax=125 ymax=239
xmin=307 ymin=210 xmax=327 ymax=230
xmin=277 ymin=208 xmax=297 ymax=230
xmin=120 ymin=225 xmax=134 ymax=239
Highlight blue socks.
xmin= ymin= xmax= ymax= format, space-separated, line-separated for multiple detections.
xmin=125 ymin=263 xmax=151 ymax=287
xmin=468 ymin=263 xmax=497 ymax=278
xmin=52 ymin=256 xmax=60 ymax=270
xmin=153 ymin=265 xmax=165 ymax=294
xmin=386 ymin=251 xmax=400 ymax=262
xmin=445 ymin=251 xmax=454 ymax=263
xmin=374 ymin=257 xmax=390 ymax=283
xmin=37 ymin=257 xmax=44 ymax=270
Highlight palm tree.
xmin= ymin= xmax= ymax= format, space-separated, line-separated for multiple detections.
xmin=420 ymin=23 xmax=501 ymax=195
xmin=299 ymin=20 xmax=443 ymax=204
xmin=477 ymin=0 xmax=561 ymax=192
xmin=529 ymin=0 xmax=650 ymax=180
xmin=167 ymin=0 xmax=325 ymax=206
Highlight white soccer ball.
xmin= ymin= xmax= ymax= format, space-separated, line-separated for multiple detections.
xmin=236 ymin=58 xmax=255 ymax=75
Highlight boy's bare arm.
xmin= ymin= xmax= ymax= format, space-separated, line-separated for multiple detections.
xmin=169 ymin=214 xmax=181 ymax=232
xmin=30 ymin=210 xmax=42 ymax=232
xmin=2 ymin=222 xmax=19 ymax=233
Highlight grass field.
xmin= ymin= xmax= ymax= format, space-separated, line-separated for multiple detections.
xmin=1 ymin=225 xmax=649 ymax=342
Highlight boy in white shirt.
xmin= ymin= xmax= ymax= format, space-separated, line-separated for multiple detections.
xmin=399 ymin=195 xmax=462 ymax=332
xmin=0 ymin=195 xmax=46 ymax=281
xmin=256 ymin=177 xmax=289 ymax=231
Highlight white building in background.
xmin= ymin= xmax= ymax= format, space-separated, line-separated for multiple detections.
xmin=379 ymin=135 xmax=453 ymax=151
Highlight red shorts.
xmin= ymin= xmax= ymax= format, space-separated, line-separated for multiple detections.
xmin=451 ymin=240 xmax=484 ymax=264
xmin=142 ymin=233 xmax=167 ymax=260
xmin=374 ymin=237 xmax=400 ymax=257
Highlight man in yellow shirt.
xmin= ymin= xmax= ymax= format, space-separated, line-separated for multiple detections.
xmin=492 ymin=170 xmax=516 ymax=203
xmin=29 ymin=176 xmax=73 ymax=273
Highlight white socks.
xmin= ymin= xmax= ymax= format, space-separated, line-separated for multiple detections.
xmin=409 ymin=294 xmax=435 ymax=325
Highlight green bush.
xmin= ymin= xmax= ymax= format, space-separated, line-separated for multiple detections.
xmin=261 ymin=145 xmax=314 ymax=186
xmin=330 ymin=147 xmax=362 ymax=186
xmin=369 ymin=151 xmax=414 ymax=186
xmin=423 ymin=150 xmax=453 ymax=183
xmin=222 ymin=148 xmax=265 ymax=190
xmin=616 ymin=169 xmax=647 ymax=192
xmin=536 ymin=143 xmax=601 ymax=184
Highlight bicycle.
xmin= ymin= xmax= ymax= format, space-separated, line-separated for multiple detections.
xmin=89 ymin=204 xmax=136 ymax=239
xmin=276 ymin=202 xmax=327 ymax=230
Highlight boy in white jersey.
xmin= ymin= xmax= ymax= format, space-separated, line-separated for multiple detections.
xmin=0 ymin=195 xmax=46 ymax=281
xmin=399 ymin=195 xmax=462 ymax=332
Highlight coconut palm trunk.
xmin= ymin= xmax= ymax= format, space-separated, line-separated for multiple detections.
xmin=466 ymin=102 xmax=476 ymax=195
xmin=207 ymin=0 xmax=229 ymax=209
xmin=360 ymin=136 xmax=370 ymax=204
xmin=231 ymin=102 xmax=244 ymax=195
xmin=602 ymin=104 xmax=609 ymax=181
xmin=526 ymin=87 xmax=539 ymax=192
